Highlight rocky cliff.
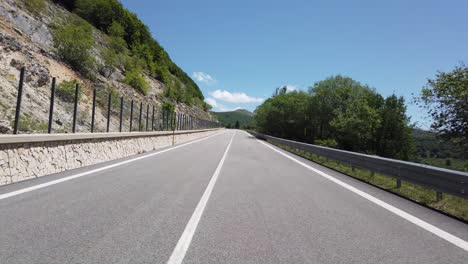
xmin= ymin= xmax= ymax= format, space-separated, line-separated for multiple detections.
xmin=0 ymin=0 xmax=212 ymax=134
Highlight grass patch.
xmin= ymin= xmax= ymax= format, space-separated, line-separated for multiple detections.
xmin=12 ymin=114 xmax=48 ymax=133
xmin=275 ymin=143 xmax=468 ymax=221
xmin=419 ymin=158 xmax=467 ymax=172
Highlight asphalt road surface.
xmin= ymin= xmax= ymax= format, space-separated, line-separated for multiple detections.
xmin=0 ymin=130 xmax=467 ymax=264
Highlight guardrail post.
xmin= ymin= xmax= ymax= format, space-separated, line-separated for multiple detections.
xmin=138 ymin=102 xmax=143 ymax=131
xmin=396 ymin=179 xmax=401 ymax=189
xmin=119 ymin=97 xmax=123 ymax=132
xmin=106 ymin=93 xmax=111 ymax=132
xmin=72 ymin=83 xmax=79 ymax=133
xmin=47 ymin=77 xmax=56 ymax=133
xmin=436 ymin=192 xmax=443 ymax=202
xmin=129 ymin=100 xmax=134 ymax=132
xmin=91 ymin=88 xmax=96 ymax=133
xmin=13 ymin=67 xmax=25 ymax=134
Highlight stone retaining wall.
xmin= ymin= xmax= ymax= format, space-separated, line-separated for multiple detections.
xmin=0 ymin=129 xmax=222 ymax=185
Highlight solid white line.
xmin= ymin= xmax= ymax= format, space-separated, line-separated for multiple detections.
xmin=167 ymin=131 xmax=236 ymax=264
xmin=0 ymin=130 xmax=226 ymax=201
xmin=247 ymin=132 xmax=468 ymax=252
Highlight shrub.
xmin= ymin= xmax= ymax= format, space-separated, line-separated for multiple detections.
xmin=315 ymin=139 xmax=338 ymax=148
xmin=56 ymin=80 xmax=82 ymax=102
xmin=24 ymin=0 xmax=46 ymax=15
xmin=96 ymin=85 xmax=120 ymax=109
xmin=52 ymin=16 xmax=95 ymax=74
xmin=124 ymin=70 xmax=149 ymax=95
xmin=161 ymin=101 xmax=175 ymax=113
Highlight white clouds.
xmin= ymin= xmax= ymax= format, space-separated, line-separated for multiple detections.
xmin=285 ymin=85 xmax=297 ymax=92
xmin=192 ymin=72 xmax=216 ymax=85
xmin=210 ymin=90 xmax=264 ymax=104
xmin=204 ymin=98 xmax=218 ymax=108
xmin=204 ymin=97 xmax=242 ymax=112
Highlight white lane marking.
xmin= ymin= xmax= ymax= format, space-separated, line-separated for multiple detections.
xmin=246 ymin=132 xmax=468 ymax=252
xmin=167 ymin=131 xmax=236 ymax=264
xmin=0 ymin=131 xmax=227 ymax=201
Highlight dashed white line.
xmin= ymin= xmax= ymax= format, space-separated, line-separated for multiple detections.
xmin=247 ymin=131 xmax=468 ymax=252
xmin=0 ymin=130 xmax=226 ymax=201
xmin=167 ymin=131 xmax=236 ymax=264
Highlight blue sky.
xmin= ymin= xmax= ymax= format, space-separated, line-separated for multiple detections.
xmin=120 ymin=0 xmax=468 ymax=128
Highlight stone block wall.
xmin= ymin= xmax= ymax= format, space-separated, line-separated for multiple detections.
xmin=0 ymin=129 xmax=221 ymax=185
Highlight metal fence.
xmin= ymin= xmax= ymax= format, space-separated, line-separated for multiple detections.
xmin=249 ymin=131 xmax=468 ymax=199
xmin=12 ymin=67 xmax=222 ymax=134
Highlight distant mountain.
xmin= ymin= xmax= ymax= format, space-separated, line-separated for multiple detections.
xmin=211 ymin=109 xmax=254 ymax=128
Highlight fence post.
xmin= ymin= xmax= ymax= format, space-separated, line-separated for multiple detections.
xmin=119 ymin=97 xmax=123 ymax=132
xmin=138 ymin=102 xmax=143 ymax=131
xmin=151 ymin=105 xmax=155 ymax=131
xmin=129 ymin=100 xmax=134 ymax=132
xmin=106 ymin=93 xmax=111 ymax=132
xmin=396 ymin=179 xmax=401 ymax=189
xmin=13 ymin=67 xmax=25 ymax=134
xmin=47 ymin=77 xmax=56 ymax=133
xmin=91 ymin=88 xmax=96 ymax=133
xmin=72 ymin=83 xmax=79 ymax=133
xmin=146 ymin=104 xmax=149 ymax=131
xmin=436 ymin=192 xmax=443 ymax=202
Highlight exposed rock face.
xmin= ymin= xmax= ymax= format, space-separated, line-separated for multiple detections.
xmin=0 ymin=120 xmax=12 ymax=133
xmin=0 ymin=0 xmax=214 ymax=135
xmin=0 ymin=33 xmax=22 ymax=52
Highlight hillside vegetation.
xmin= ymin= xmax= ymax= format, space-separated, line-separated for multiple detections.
xmin=211 ymin=109 xmax=253 ymax=128
xmin=48 ymin=0 xmax=207 ymax=108
xmin=0 ymin=0 xmax=212 ymax=134
xmin=255 ymin=78 xmax=414 ymax=161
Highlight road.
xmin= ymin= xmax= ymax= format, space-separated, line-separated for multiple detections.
xmin=0 ymin=130 xmax=467 ymax=263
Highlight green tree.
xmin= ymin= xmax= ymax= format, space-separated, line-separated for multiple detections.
xmin=255 ymin=91 xmax=309 ymax=141
xmin=417 ymin=64 xmax=468 ymax=150
xmin=376 ymin=95 xmax=414 ymax=160
xmin=234 ymin=120 xmax=240 ymax=129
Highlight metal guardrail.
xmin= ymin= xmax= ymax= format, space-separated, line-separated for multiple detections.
xmin=250 ymin=131 xmax=468 ymax=199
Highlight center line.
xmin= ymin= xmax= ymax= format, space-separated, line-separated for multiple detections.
xmin=167 ymin=131 xmax=236 ymax=264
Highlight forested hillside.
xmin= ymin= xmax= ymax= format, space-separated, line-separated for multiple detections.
xmin=211 ymin=109 xmax=253 ymax=128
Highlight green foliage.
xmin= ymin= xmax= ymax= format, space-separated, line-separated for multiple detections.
xmin=412 ymin=128 xmax=465 ymax=159
xmin=54 ymin=0 xmax=204 ymax=104
xmin=124 ymin=69 xmax=149 ymax=95
xmin=254 ymin=75 xmax=415 ymax=160
xmin=51 ymin=16 xmax=94 ymax=75
xmin=417 ymin=64 xmax=468 ymax=150
xmin=234 ymin=120 xmax=240 ymax=129
xmin=255 ymin=91 xmax=311 ymax=140
xmin=24 ymin=0 xmax=46 ymax=14
xmin=211 ymin=109 xmax=254 ymax=128
xmin=56 ymin=80 xmax=82 ymax=102
xmin=96 ymin=85 xmax=120 ymax=109
xmin=315 ymin=139 xmax=338 ymax=148
xmin=162 ymin=101 xmax=175 ymax=113
xmin=14 ymin=114 xmax=48 ymax=132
